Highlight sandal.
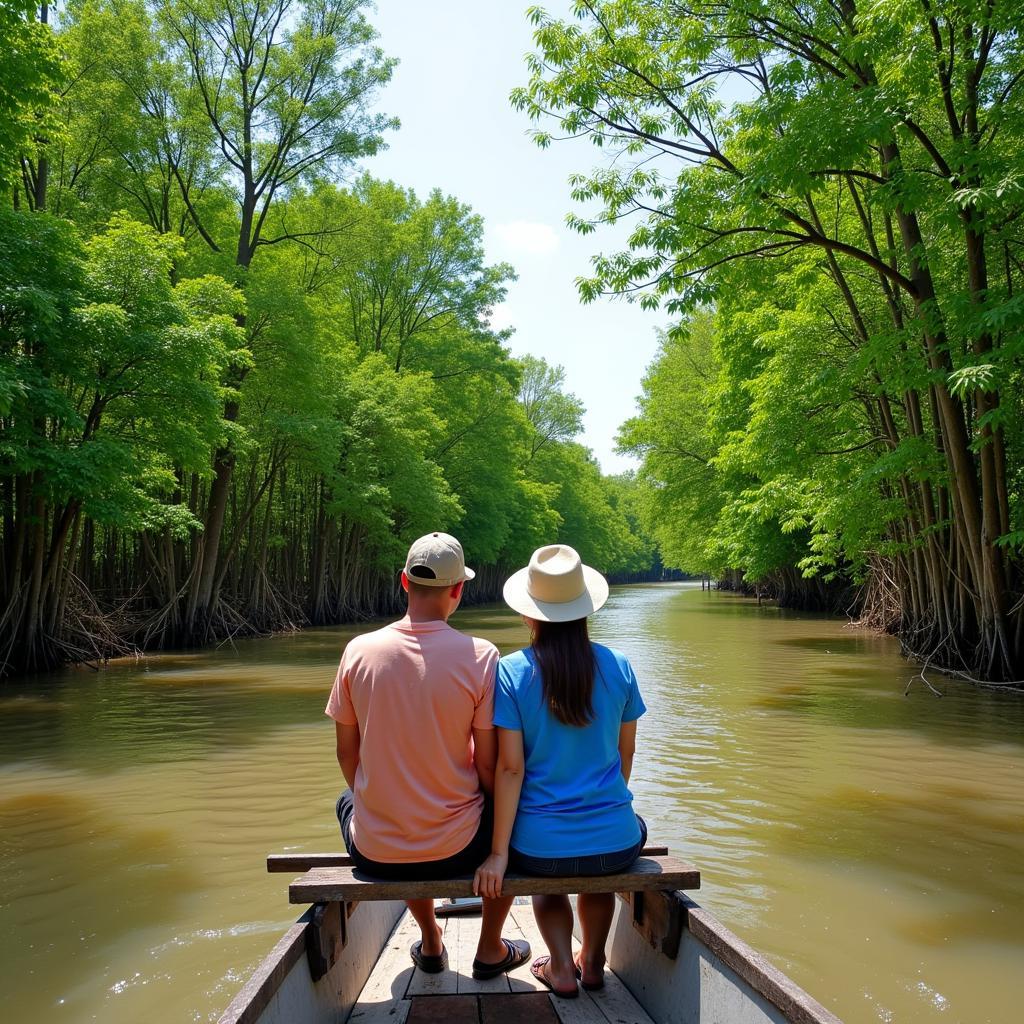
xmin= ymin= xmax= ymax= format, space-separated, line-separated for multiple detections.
xmin=574 ymin=954 xmax=605 ymax=991
xmin=471 ymin=937 xmax=531 ymax=980
xmin=530 ymin=955 xmax=579 ymax=999
xmin=410 ymin=940 xmax=448 ymax=974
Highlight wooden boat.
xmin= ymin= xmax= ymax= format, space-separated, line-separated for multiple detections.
xmin=218 ymin=849 xmax=843 ymax=1024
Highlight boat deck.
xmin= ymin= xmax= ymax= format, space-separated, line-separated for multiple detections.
xmin=349 ymin=902 xmax=656 ymax=1024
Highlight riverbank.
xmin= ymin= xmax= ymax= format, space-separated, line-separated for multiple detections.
xmin=4 ymin=567 xmax=686 ymax=681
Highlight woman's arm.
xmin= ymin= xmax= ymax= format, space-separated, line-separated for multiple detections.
xmin=473 ymin=726 xmax=524 ymax=898
xmin=618 ymin=719 xmax=637 ymax=784
xmin=336 ymin=722 xmax=361 ymax=790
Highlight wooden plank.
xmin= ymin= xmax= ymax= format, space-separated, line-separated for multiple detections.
xmin=455 ymin=910 xmax=513 ymax=995
xmin=348 ymin=911 xmax=418 ymax=1024
xmin=548 ymin=991 xmax=607 ymax=1024
xmin=507 ymin=905 xmax=547 ymax=994
xmin=480 ymin=993 xmax=560 ymax=1024
xmin=267 ymin=847 xmax=668 ymax=874
xmin=586 ymin=970 xmax=657 ymax=1024
xmin=289 ymin=856 xmax=699 ymax=904
xmin=350 ymin=998 xmax=410 ymax=1024
xmin=406 ymin=914 xmax=458 ymax=997
xmin=406 ymin=995 xmax=479 ymax=1024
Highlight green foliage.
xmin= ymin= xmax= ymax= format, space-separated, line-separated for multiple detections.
xmin=528 ymin=442 xmax=647 ymax=576
xmin=618 ymin=313 xmax=730 ymax=575
xmin=322 ymin=353 xmax=461 ymax=567
xmin=1 ymin=209 xmax=236 ymax=532
xmin=531 ymin=0 xmax=1024 ymax=676
xmin=333 ymin=177 xmax=515 ymax=368
xmin=0 ymin=5 xmax=660 ymax=673
xmin=518 ymin=354 xmax=585 ymax=461
xmin=0 ymin=1 xmax=60 ymax=192
xmin=0 ymin=207 xmax=83 ymax=463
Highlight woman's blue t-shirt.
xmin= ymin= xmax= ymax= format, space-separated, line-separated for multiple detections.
xmin=493 ymin=642 xmax=646 ymax=858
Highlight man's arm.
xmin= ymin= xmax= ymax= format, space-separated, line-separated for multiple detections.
xmin=472 ymin=726 xmax=497 ymax=796
xmin=336 ymin=721 xmax=361 ymax=790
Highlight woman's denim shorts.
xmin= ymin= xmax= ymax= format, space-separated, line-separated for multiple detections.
xmin=510 ymin=814 xmax=648 ymax=877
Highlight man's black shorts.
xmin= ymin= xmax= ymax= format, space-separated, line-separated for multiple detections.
xmin=336 ymin=790 xmax=492 ymax=881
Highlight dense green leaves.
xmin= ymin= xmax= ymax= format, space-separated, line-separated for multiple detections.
xmin=1 ymin=210 xmax=236 ymax=520
xmin=533 ymin=0 xmax=1024 ymax=679
xmin=0 ymin=3 xmax=656 ymax=673
xmin=0 ymin=1 xmax=60 ymax=194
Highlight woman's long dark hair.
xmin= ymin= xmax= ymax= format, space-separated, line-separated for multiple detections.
xmin=531 ymin=617 xmax=594 ymax=726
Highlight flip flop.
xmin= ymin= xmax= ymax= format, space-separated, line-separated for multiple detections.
xmin=574 ymin=954 xmax=605 ymax=991
xmin=530 ymin=955 xmax=580 ymax=999
xmin=410 ymin=940 xmax=448 ymax=974
xmin=471 ymin=937 xmax=531 ymax=980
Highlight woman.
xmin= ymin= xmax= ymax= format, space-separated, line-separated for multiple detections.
xmin=474 ymin=544 xmax=647 ymax=999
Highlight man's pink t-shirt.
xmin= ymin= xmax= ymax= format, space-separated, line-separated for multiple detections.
xmin=325 ymin=617 xmax=498 ymax=863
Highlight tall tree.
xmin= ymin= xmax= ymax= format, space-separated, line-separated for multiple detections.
xmin=157 ymin=0 xmax=396 ymax=636
xmin=0 ymin=210 xmax=238 ymax=671
xmin=516 ymin=0 xmax=1024 ymax=681
xmin=518 ymin=354 xmax=585 ymax=462
xmin=618 ymin=314 xmax=727 ymax=576
xmin=335 ymin=177 xmax=513 ymax=371
xmin=0 ymin=9 xmax=662 ymax=674
xmin=38 ymin=0 xmax=225 ymax=235
xmin=1 ymin=0 xmax=60 ymax=202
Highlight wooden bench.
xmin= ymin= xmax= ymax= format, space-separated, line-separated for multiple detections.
xmin=276 ymin=848 xmax=699 ymax=904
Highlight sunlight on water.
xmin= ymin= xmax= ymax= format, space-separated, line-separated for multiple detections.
xmin=1 ymin=585 xmax=1022 ymax=1023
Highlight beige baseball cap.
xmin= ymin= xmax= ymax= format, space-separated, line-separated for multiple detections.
xmin=403 ymin=532 xmax=476 ymax=587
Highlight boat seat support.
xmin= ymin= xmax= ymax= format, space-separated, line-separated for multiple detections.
xmin=305 ymin=900 xmax=353 ymax=982
xmin=618 ymin=888 xmax=685 ymax=959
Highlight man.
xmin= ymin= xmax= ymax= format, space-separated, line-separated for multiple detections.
xmin=326 ymin=532 xmax=529 ymax=977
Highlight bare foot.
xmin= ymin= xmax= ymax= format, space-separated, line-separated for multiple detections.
xmin=574 ymin=951 xmax=605 ymax=990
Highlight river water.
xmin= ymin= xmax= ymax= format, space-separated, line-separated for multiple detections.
xmin=1 ymin=583 xmax=1022 ymax=1023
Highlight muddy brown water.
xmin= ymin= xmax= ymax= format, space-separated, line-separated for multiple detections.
xmin=1 ymin=583 xmax=1022 ymax=1023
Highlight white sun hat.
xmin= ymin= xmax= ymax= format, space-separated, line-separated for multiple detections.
xmin=502 ymin=544 xmax=609 ymax=622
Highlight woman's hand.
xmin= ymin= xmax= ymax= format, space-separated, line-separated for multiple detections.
xmin=473 ymin=852 xmax=508 ymax=899
xmin=476 ymin=728 xmax=523 ymax=899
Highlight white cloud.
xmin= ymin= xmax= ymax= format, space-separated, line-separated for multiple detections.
xmin=492 ymin=221 xmax=560 ymax=255
xmin=488 ymin=302 xmax=516 ymax=333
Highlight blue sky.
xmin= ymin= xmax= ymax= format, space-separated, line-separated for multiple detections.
xmin=362 ymin=1 xmax=669 ymax=474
